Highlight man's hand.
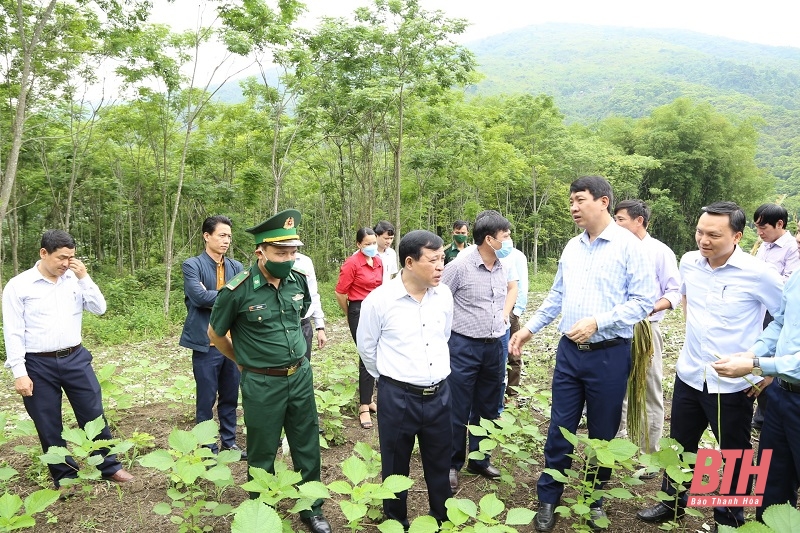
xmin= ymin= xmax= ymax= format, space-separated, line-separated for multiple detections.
xmin=746 ymin=377 xmax=773 ymax=398
xmin=317 ymin=329 xmax=328 ymax=349
xmin=565 ymin=317 xmax=598 ymax=344
xmin=68 ymin=257 xmax=88 ymax=279
xmin=15 ymin=376 xmax=33 ymax=397
xmin=509 ymin=328 xmax=532 ymax=356
xmin=711 ymin=352 xmax=756 ymax=378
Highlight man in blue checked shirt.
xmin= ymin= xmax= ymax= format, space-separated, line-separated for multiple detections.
xmin=510 ymin=176 xmax=656 ymax=532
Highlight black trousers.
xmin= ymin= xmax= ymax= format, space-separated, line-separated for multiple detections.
xmin=660 ymin=376 xmax=755 ymax=527
xmin=23 ymin=346 xmax=122 ymax=487
xmin=377 ymin=377 xmax=452 ymax=527
xmin=347 ymin=300 xmax=375 ymax=405
xmin=192 ymin=346 xmax=240 ymax=450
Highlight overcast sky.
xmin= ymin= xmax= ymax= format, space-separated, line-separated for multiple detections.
xmin=153 ymin=0 xmax=800 ymax=49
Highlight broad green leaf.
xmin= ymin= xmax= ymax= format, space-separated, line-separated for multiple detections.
xmin=445 ymin=499 xmax=470 ymax=527
xmin=408 ymin=514 xmax=440 ymax=533
xmin=454 ymin=497 xmax=478 ymax=518
xmin=62 ymin=427 xmax=87 ymax=445
xmin=212 ymin=503 xmax=234 ymax=516
xmin=558 ymin=426 xmax=579 ymax=446
xmin=382 ymin=474 xmax=414 ymax=494
xmin=0 ymin=467 xmax=18 ymax=481
xmin=542 ymin=468 xmax=569 ymax=483
xmin=505 ymin=507 xmax=535 ymax=525
xmin=595 ymin=448 xmax=615 ymax=466
xmin=606 ymin=487 xmax=634 ymax=499
xmin=191 ymin=420 xmax=220 ymax=446
xmin=377 ymin=519 xmax=406 ymax=533
xmin=606 ymin=438 xmax=638 ymax=460
xmin=175 ymin=461 xmax=206 ymax=485
xmin=0 ymin=493 xmax=23 ymax=519
xmin=84 ymin=416 xmax=106 ymax=441
xmin=168 ymin=429 xmax=198 ymax=455
xmin=763 ymin=503 xmax=800 ymax=532
xmin=231 ymin=500 xmax=282 ymax=533
xmin=298 ymin=481 xmax=331 ymax=500
xmin=478 ymin=493 xmax=504 ymax=518
xmin=39 ymin=447 xmax=70 ymax=465
xmin=341 ymin=456 xmax=369 ymax=485
xmin=467 ymin=424 xmax=487 ymax=437
xmin=138 ymin=449 xmax=175 ymax=470
xmin=327 ymin=480 xmax=353 ymax=495
xmin=573 ymin=503 xmax=591 ymax=516
xmin=339 ymin=500 xmax=368 ymax=523
xmin=153 ymin=502 xmax=173 ymax=515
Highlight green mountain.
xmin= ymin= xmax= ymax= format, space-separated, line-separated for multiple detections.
xmin=467 ymin=23 xmax=800 ymax=180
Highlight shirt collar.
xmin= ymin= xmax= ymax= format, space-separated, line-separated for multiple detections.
xmin=580 ymin=219 xmax=622 ymax=245
xmin=386 ymin=269 xmax=440 ymax=301
xmin=693 ymin=245 xmax=748 ymax=270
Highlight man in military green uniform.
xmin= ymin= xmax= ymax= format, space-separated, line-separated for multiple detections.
xmin=443 ymin=220 xmax=469 ymax=265
xmin=208 ymin=209 xmax=331 ymax=533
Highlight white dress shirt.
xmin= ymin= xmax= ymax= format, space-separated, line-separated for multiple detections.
xmin=294 ymin=252 xmax=325 ymax=329
xmin=3 ymin=262 xmax=106 ymax=378
xmin=357 ymin=271 xmax=453 ymax=387
xmin=678 ymin=248 xmax=783 ymax=393
xmin=755 ymin=231 xmax=800 ymax=280
xmin=378 ymin=247 xmax=399 ymax=284
xmin=643 ymin=234 xmax=681 ymax=323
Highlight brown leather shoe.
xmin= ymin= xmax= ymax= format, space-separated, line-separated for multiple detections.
xmin=107 ymin=469 xmax=134 ymax=483
xmin=449 ymin=468 xmax=459 ymax=491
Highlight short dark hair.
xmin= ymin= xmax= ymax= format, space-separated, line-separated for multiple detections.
xmin=701 ymin=201 xmax=746 ymax=233
xmin=570 ymin=176 xmax=613 ymax=213
xmin=41 ymin=229 xmax=76 ymax=253
xmin=753 ymin=204 xmax=788 ymax=229
xmin=452 ymin=220 xmax=469 ymax=231
xmin=356 ymin=227 xmax=376 ymax=244
xmin=202 ymin=215 xmax=233 ymax=235
xmin=373 ymin=220 xmax=395 ymax=236
xmin=473 ymin=210 xmax=511 ymax=245
xmin=614 ymin=199 xmax=651 ymax=228
xmin=399 ymin=230 xmax=444 ymax=264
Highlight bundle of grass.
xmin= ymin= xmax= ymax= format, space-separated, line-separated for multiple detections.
xmin=627 ymin=319 xmax=654 ymax=450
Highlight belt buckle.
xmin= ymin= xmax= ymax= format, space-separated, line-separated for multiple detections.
xmin=422 ymin=386 xmax=437 ymax=396
xmin=55 ymin=347 xmax=71 ymax=357
xmin=286 ymin=361 xmax=301 ymax=376
xmin=577 ymin=343 xmax=591 ymax=351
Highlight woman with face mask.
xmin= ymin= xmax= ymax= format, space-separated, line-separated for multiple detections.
xmin=335 ymin=227 xmax=384 ymax=429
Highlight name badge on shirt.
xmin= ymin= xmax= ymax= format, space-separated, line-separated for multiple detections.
xmin=248 ymin=304 xmax=266 ymax=311
xmin=292 ymin=294 xmax=304 ymax=301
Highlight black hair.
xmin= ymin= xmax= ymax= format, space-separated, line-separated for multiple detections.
xmin=373 ymin=220 xmax=395 ymax=236
xmin=570 ymin=176 xmax=613 ymax=214
xmin=473 ymin=210 xmax=511 ymax=245
xmin=614 ymin=199 xmax=651 ymax=228
xmin=753 ymin=203 xmax=788 ymax=229
xmin=41 ymin=229 xmax=76 ymax=253
xmin=202 ymin=215 xmax=233 ymax=235
xmin=356 ymin=227 xmax=376 ymax=244
xmin=452 ymin=220 xmax=469 ymax=231
xmin=701 ymin=201 xmax=746 ymax=233
xmin=399 ymin=230 xmax=444 ymax=264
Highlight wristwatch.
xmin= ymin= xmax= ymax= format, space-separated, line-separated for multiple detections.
xmin=316 ymin=327 xmax=325 ymax=331
xmin=752 ymin=358 xmax=763 ymax=376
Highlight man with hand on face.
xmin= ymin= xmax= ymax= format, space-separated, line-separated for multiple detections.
xmin=2 ymin=229 xmax=133 ymax=489
xmin=358 ymin=230 xmax=453 ymax=528
xmin=208 ymin=210 xmax=330 ymax=533
xmin=180 ymin=215 xmax=246 ymax=458
xmin=636 ymin=202 xmax=783 ymax=530
xmin=509 ymin=176 xmax=655 ymax=532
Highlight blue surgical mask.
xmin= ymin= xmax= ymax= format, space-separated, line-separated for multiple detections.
xmin=492 ymin=237 xmax=513 ymax=259
xmin=361 ymin=244 xmax=378 ymax=257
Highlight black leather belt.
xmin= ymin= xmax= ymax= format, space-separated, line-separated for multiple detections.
xmin=245 ymin=358 xmax=304 ymax=377
xmin=28 ymin=344 xmax=82 ymax=358
xmin=778 ymin=378 xmax=800 ymax=394
xmin=568 ymin=337 xmax=628 ymax=351
xmin=453 ymin=331 xmax=498 ymax=344
xmin=381 ymin=375 xmax=443 ymax=396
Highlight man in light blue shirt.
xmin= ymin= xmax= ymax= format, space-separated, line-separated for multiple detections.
xmin=504 ymin=247 xmax=529 ymax=405
xmin=637 ymin=201 xmax=783 ymax=530
xmin=510 ymin=176 xmax=656 ymax=532
xmin=713 ymin=269 xmax=800 ymax=522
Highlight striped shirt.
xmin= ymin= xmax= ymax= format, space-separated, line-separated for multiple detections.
xmin=524 ymin=221 xmax=656 ymax=342
xmin=441 ymin=246 xmax=509 ymax=339
xmin=755 ymin=230 xmax=800 ymax=280
xmin=3 ymin=262 xmax=106 ymax=378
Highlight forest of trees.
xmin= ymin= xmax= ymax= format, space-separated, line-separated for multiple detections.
xmin=0 ymin=0 xmax=783 ymax=314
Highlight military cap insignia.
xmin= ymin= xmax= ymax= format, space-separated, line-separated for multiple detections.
xmin=284 ymin=217 xmax=295 ymax=229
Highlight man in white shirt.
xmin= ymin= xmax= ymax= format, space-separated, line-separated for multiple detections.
xmin=294 ymin=252 xmax=327 ymax=360
xmin=2 ymin=230 xmax=133 ymax=489
xmin=358 ymin=230 xmax=453 ymax=528
xmin=374 ymin=221 xmax=399 ymax=283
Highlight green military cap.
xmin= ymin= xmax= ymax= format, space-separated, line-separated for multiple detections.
xmin=246 ymin=209 xmax=304 ymax=246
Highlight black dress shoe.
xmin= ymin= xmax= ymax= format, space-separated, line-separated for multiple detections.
xmin=636 ymin=502 xmax=684 ymax=523
xmin=221 ymin=444 xmax=247 ymax=461
xmin=588 ymin=507 xmax=608 ymax=530
xmin=301 ymin=515 xmax=332 ymax=533
xmin=449 ymin=468 xmax=459 ymax=491
xmin=466 ymin=462 xmax=501 ymax=479
xmin=534 ymin=502 xmax=557 ymax=532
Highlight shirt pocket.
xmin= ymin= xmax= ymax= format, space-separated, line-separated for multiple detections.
xmin=72 ymin=290 xmax=84 ymax=315
xmin=245 ymin=305 xmax=272 ymax=324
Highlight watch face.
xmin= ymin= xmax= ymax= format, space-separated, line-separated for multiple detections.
xmin=752 ymin=367 xmax=763 ymax=376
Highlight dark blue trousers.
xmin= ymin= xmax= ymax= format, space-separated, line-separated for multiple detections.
xmin=448 ymin=332 xmax=503 ymax=471
xmin=377 ymin=378 xmax=452 ymax=527
xmin=537 ymin=336 xmax=631 ymax=505
xmin=756 ymin=383 xmax=800 ymax=521
xmin=192 ymin=346 xmax=241 ymax=450
xmin=23 ymin=346 xmax=121 ymax=487
xmin=661 ymin=376 xmax=754 ymax=527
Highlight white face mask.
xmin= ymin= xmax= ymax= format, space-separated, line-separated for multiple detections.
xmin=361 ymin=244 xmax=378 ymax=257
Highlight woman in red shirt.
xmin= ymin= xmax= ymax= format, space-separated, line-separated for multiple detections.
xmin=335 ymin=227 xmax=384 ymax=429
